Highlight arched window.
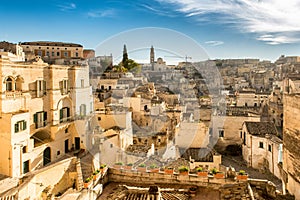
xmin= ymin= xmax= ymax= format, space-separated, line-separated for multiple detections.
xmin=15 ymin=76 xmax=24 ymax=91
xmin=5 ymin=77 xmax=13 ymax=91
xmin=79 ymin=104 xmax=86 ymax=116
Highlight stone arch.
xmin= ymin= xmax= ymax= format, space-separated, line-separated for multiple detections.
xmin=4 ymin=76 xmax=14 ymax=91
xmin=15 ymin=75 xmax=24 ymax=91
xmin=56 ymin=97 xmax=73 ymax=122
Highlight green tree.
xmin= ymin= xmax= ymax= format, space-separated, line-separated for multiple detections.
xmin=122 ymin=44 xmax=128 ymax=69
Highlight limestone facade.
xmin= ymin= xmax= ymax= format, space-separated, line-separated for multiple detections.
xmin=0 ymin=51 xmax=93 ymax=177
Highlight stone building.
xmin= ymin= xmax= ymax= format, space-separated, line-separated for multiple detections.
xmin=0 ymin=50 xmax=93 ymax=177
xmin=20 ymin=41 xmax=84 ymax=63
xmin=236 ymin=89 xmax=270 ymax=107
xmin=213 ymin=109 xmax=260 ymax=153
xmin=241 ymin=122 xmax=282 ymax=179
xmin=0 ymin=41 xmax=25 ymax=61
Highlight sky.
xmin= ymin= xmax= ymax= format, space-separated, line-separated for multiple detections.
xmin=1 ymin=0 xmax=300 ymax=63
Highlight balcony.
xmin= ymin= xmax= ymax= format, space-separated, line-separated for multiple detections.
xmin=5 ymin=91 xmax=23 ymax=99
xmin=35 ymin=120 xmax=48 ymax=129
xmin=59 ymin=116 xmax=73 ymax=123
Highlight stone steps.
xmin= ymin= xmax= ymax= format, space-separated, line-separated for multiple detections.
xmin=76 ymin=160 xmax=84 ymax=191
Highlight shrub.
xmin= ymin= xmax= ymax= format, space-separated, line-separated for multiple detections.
xmin=138 ymin=163 xmax=146 ymax=167
xmin=100 ymin=164 xmax=106 ymax=169
xmin=115 ymin=162 xmax=123 ymax=165
xmin=93 ymin=170 xmax=99 ymax=175
xmin=238 ymin=170 xmax=246 ymax=175
xmin=210 ymin=168 xmax=219 ymax=174
xmin=150 ymin=164 xmax=157 ymax=169
xmin=178 ymin=166 xmax=189 ymax=172
xmin=196 ymin=167 xmax=203 ymax=172
xmin=126 ymin=163 xmax=133 ymax=166
xmin=84 ymin=177 xmax=92 ymax=183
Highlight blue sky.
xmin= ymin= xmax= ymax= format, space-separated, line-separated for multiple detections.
xmin=1 ymin=0 xmax=300 ymax=63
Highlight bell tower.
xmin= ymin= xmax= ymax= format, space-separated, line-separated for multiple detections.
xmin=150 ymin=45 xmax=155 ymax=64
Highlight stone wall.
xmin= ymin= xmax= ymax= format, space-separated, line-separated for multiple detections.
xmin=107 ymin=168 xmax=250 ymax=200
xmin=283 ymin=94 xmax=300 ymax=199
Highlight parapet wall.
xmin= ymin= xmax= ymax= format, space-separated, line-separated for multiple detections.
xmin=107 ymin=168 xmax=250 ymax=200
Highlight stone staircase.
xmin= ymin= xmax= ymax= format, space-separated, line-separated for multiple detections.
xmin=76 ymin=160 xmax=84 ymax=191
xmin=133 ymin=157 xmax=148 ymax=168
xmin=79 ymin=153 xmax=94 ymax=183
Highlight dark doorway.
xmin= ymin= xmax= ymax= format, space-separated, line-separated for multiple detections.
xmin=75 ymin=137 xmax=80 ymax=150
xmin=65 ymin=139 xmax=69 ymax=153
xmin=43 ymin=147 xmax=51 ymax=166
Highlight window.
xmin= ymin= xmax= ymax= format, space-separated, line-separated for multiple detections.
xmin=81 ymin=79 xmax=84 ymax=88
xmin=23 ymin=160 xmax=29 ymax=174
xmin=36 ymin=80 xmax=46 ymax=97
xmin=219 ymin=130 xmax=224 ymax=137
xmin=46 ymin=51 xmax=50 ymax=56
xmin=15 ymin=76 xmax=23 ymax=91
xmin=52 ymin=52 xmax=55 ymax=57
xmin=75 ymin=52 xmax=78 ymax=57
xmin=22 ymin=146 xmax=27 ymax=154
xmin=98 ymin=117 xmax=101 ymax=121
xmin=57 ymin=52 xmax=60 ymax=56
xmin=57 ymin=151 xmax=60 ymax=156
xmin=79 ymin=104 xmax=86 ymax=116
xmin=37 ymin=51 xmax=42 ymax=56
xmin=90 ymin=102 xmax=93 ymax=114
xmin=33 ymin=111 xmax=47 ymax=128
xmin=59 ymin=79 xmax=69 ymax=95
xmin=259 ymin=141 xmax=264 ymax=148
xmin=268 ymin=144 xmax=272 ymax=152
xmin=15 ymin=120 xmax=27 ymax=133
xmin=59 ymin=107 xmax=70 ymax=123
xmin=64 ymin=51 xmax=68 ymax=57
xmin=6 ymin=77 xmax=13 ymax=91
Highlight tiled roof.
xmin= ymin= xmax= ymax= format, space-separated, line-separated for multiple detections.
xmin=244 ymin=122 xmax=278 ymax=136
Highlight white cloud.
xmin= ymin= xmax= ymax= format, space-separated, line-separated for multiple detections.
xmin=205 ymin=40 xmax=224 ymax=46
xmin=257 ymin=34 xmax=300 ymax=45
xmin=58 ymin=3 xmax=76 ymax=11
xmin=156 ymin=0 xmax=300 ymax=44
xmin=87 ymin=9 xmax=116 ymax=18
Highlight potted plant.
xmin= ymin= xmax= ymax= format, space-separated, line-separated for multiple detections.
xmin=100 ymin=164 xmax=107 ymax=173
xmin=93 ymin=169 xmax=100 ymax=180
xmin=189 ymin=186 xmax=197 ymax=196
xmin=114 ymin=162 xmax=123 ymax=169
xmin=196 ymin=167 xmax=208 ymax=177
xmin=164 ymin=167 xmax=174 ymax=175
xmin=84 ymin=176 xmax=93 ymax=188
xmin=178 ymin=166 xmax=189 ymax=176
xmin=124 ymin=163 xmax=133 ymax=170
xmin=137 ymin=163 xmax=147 ymax=172
xmin=149 ymin=164 xmax=159 ymax=173
xmin=210 ymin=168 xmax=224 ymax=178
xmin=237 ymin=170 xmax=248 ymax=181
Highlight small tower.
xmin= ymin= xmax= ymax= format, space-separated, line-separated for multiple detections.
xmin=150 ymin=45 xmax=155 ymax=64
